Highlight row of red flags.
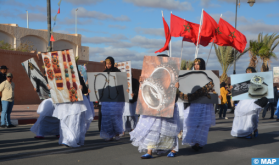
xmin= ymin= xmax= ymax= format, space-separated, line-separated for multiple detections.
xmin=155 ymin=10 xmax=247 ymax=53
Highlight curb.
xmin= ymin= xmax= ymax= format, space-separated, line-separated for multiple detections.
xmin=11 ymin=116 xmax=99 ymax=125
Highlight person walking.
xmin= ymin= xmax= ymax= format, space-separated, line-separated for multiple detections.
xmin=0 ymin=73 xmax=16 ymax=128
xmin=219 ymin=82 xmax=228 ymax=119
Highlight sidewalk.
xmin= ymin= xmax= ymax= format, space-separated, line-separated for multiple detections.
xmin=10 ymin=105 xmax=99 ymax=125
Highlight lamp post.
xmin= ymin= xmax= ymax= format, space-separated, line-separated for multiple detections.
xmin=233 ymin=0 xmax=255 ymax=74
xmin=47 ymin=0 xmax=52 ymax=52
xmin=75 ymin=8 xmax=78 ymax=34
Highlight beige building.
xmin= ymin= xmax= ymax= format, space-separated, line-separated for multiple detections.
xmin=0 ymin=24 xmax=89 ymax=61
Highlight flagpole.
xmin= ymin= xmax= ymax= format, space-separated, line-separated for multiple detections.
xmin=194 ymin=9 xmax=204 ymax=59
xmin=170 ymin=11 xmax=172 ymax=57
xmin=206 ymin=14 xmax=222 ymax=67
xmin=161 ymin=10 xmax=170 ymax=56
xmin=180 ymin=38 xmax=183 ymax=60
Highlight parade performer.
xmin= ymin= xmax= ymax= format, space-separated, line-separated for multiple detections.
xmin=31 ymin=72 xmax=60 ymax=139
xmin=30 ymin=98 xmax=60 ymax=139
xmin=99 ymin=56 xmax=124 ymax=141
xmin=130 ymin=54 xmax=180 ymax=159
xmin=122 ymin=77 xmax=140 ymax=135
xmin=51 ymin=62 xmax=94 ymax=147
xmin=231 ymin=67 xmax=268 ymax=139
xmin=181 ymin=58 xmax=216 ymax=151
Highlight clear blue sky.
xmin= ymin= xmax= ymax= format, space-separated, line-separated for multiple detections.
xmin=1 ymin=0 xmax=279 ymax=76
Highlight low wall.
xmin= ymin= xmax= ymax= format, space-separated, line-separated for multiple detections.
xmin=0 ymin=49 xmax=142 ymax=105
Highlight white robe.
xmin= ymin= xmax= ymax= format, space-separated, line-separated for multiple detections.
xmin=30 ymin=98 xmax=60 ymax=136
xmin=53 ymin=95 xmax=94 ymax=147
xmin=231 ymin=99 xmax=262 ymax=137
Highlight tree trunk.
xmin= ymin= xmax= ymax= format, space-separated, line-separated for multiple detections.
xmin=248 ymin=51 xmax=257 ymax=68
xmin=220 ymin=72 xmax=228 ymax=83
xmin=261 ymin=58 xmax=269 ymax=72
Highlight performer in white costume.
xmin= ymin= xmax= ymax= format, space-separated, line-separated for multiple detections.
xmin=130 ymin=54 xmax=180 ymax=159
xmin=231 ymin=67 xmax=267 ymax=139
xmin=30 ymin=71 xmax=60 ymax=139
xmin=181 ymin=58 xmax=216 ymax=151
xmin=122 ymin=78 xmax=140 ymax=134
xmin=30 ymin=98 xmax=60 ymax=139
xmin=100 ymin=57 xmax=125 ymax=141
xmin=50 ymin=63 xmax=94 ymax=147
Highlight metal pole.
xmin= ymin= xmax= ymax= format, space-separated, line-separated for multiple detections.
xmin=47 ymin=0 xmax=52 ymax=51
xmin=195 ymin=9 xmax=204 ymax=59
xmin=26 ymin=10 xmax=29 ymax=28
xmin=233 ymin=0 xmax=238 ymax=74
xmin=170 ymin=11 xmax=172 ymax=57
xmin=75 ymin=8 xmax=78 ymax=34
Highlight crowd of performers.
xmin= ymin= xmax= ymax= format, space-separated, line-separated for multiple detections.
xmin=31 ymin=54 xmax=272 ymax=158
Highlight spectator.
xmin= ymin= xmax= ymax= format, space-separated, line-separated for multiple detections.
xmin=0 ymin=73 xmax=16 ymax=128
xmin=0 ymin=66 xmax=8 ymax=114
xmin=219 ymin=82 xmax=228 ymax=119
xmin=262 ymin=86 xmax=279 ymax=119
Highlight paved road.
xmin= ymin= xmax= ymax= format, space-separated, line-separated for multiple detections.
xmin=0 ymin=112 xmax=278 ymax=165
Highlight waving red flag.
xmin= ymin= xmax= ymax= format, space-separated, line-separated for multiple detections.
xmin=171 ymin=14 xmax=200 ymax=45
xmin=155 ymin=16 xmax=171 ymax=53
xmin=200 ymin=10 xmax=218 ymax=45
xmin=57 ymin=7 xmax=60 ymax=14
xmin=214 ymin=18 xmax=247 ymax=53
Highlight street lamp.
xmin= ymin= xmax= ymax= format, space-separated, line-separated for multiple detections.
xmin=75 ymin=8 xmax=78 ymax=34
xmin=248 ymin=0 xmax=256 ymax=7
xmin=233 ymin=0 xmax=255 ymax=74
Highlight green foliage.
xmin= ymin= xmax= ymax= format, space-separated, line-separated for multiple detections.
xmin=249 ymin=33 xmax=279 ymax=71
xmin=0 ymin=40 xmax=34 ymax=52
xmin=214 ymin=44 xmax=249 ymax=82
xmin=180 ymin=59 xmax=194 ymax=70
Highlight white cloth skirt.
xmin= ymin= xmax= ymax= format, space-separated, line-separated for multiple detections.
xmin=130 ymin=104 xmax=180 ymax=153
xmin=231 ymin=99 xmax=262 ymax=137
xmin=182 ymin=103 xmax=215 ymax=147
xmin=177 ymin=102 xmax=184 ymax=132
xmin=55 ymin=95 xmax=94 ymax=147
xmin=100 ymin=102 xmax=125 ymax=139
xmin=122 ymin=101 xmax=138 ymax=132
xmin=30 ymin=98 xmax=60 ymax=136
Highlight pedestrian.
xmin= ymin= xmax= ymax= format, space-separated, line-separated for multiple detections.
xmin=219 ymin=82 xmax=228 ymax=119
xmin=122 ymin=77 xmax=140 ymax=135
xmin=181 ymin=58 xmax=215 ymax=151
xmin=262 ymin=86 xmax=278 ymax=119
xmin=100 ymin=56 xmax=124 ymax=141
xmin=231 ymin=67 xmax=268 ymax=139
xmin=130 ymin=54 xmax=180 ymax=159
xmin=0 ymin=73 xmax=16 ymax=128
xmin=0 ymin=65 xmax=8 ymax=115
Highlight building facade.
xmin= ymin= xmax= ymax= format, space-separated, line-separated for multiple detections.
xmin=0 ymin=24 xmax=89 ymax=61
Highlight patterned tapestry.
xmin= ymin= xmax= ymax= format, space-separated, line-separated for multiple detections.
xmin=42 ymin=49 xmax=83 ymax=103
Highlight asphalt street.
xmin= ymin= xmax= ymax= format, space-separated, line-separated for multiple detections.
xmin=0 ymin=112 xmax=278 ymax=165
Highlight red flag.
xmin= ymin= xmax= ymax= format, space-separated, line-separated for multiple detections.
xmin=50 ymin=34 xmax=55 ymax=42
xmin=57 ymin=7 xmax=60 ymax=14
xmin=200 ymin=10 xmax=218 ymax=46
xmin=214 ymin=18 xmax=247 ymax=53
xmin=155 ymin=16 xmax=171 ymax=53
xmin=171 ymin=14 xmax=200 ymax=44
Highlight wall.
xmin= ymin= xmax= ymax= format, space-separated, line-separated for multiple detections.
xmin=21 ymin=35 xmax=47 ymax=52
xmin=0 ymin=49 xmax=43 ymax=105
xmin=0 ymin=30 xmax=14 ymax=45
xmin=0 ymin=50 xmax=142 ymax=105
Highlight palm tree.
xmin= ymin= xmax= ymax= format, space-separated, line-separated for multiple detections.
xmin=180 ymin=59 xmax=194 ymax=70
xmin=248 ymin=40 xmax=262 ymax=68
xmin=214 ymin=44 xmax=249 ymax=82
xmin=258 ymin=33 xmax=279 ymax=71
